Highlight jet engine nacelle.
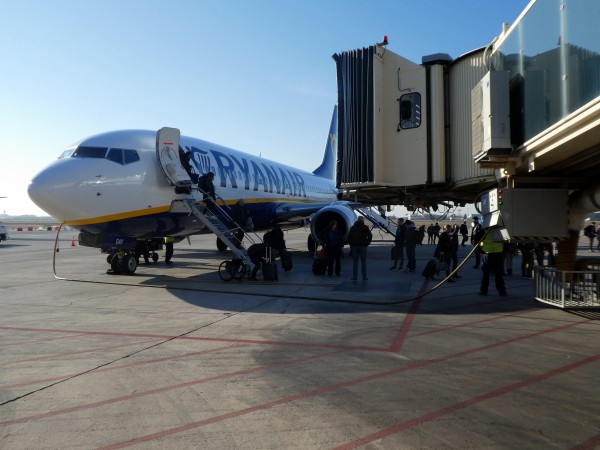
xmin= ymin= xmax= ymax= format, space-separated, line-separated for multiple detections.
xmin=308 ymin=202 xmax=357 ymax=250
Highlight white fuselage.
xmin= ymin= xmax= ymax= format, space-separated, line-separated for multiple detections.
xmin=28 ymin=130 xmax=338 ymax=237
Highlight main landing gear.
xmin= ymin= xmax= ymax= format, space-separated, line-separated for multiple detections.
xmin=106 ymin=251 xmax=138 ymax=275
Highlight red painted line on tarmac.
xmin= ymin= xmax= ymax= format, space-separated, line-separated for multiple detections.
xmin=94 ymin=319 xmax=589 ymax=449
xmin=0 ymin=338 xmax=161 ymax=366
xmin=388 ymin=295 xmax=423 ymax=352
xmin=411 ymin=314 xmax=509 ymax=338
xmin=0 ymin=350 xmax=345 ymax=426
xmin=570 ymin=434 xmax=600 ymax=450
xmin=0 ymin=344 xmax=249 ymax=391
xmin=0 ymin=326 xmax=389 ymax=352
xmin=388 ymin=278 xmax=430 ymax=352
xmin=334 ymin=352 xmax=600 ymax=449
xmin=0 ymin=334 xmax=79 ymax=348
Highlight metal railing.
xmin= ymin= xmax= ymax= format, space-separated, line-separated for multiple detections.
xmin=533 ymin=266 xmax=600 ymax=309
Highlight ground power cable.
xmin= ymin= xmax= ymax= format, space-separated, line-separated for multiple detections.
xmin=51 ymin=224 xmax=489 ymax=306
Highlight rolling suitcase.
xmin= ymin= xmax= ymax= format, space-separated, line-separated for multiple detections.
xmin=280 ymin=249 xmax=293 ymax=272
xmin=312 ymin=246 xmax=327 ymax=275
xmin=262 ymin=246 xmax=278 ymax=281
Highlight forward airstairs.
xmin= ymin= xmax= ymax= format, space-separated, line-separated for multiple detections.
xmin=172 ymin=197 xmax=256 ymax=268
xmin=357 ymin=207 xmax=397 ymax=237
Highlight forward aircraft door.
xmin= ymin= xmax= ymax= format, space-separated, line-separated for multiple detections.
xmin=156 ymin=127 xmax=192 ymax=187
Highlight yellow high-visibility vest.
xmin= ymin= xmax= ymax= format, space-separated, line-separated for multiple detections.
xmin=164 ymin=236 xmax=175 ymax=244
xmin=480 ymin=234 xmax=504 ymax=254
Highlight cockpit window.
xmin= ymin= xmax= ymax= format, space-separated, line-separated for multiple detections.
xmin=123 ymin=149 xmax=140 ymax=164
xmin=72 ymin=146 xmax=108 ymax=158
xmin=58 ymin=149 xmax=74 ymax=159
xmin=70 ymin=146 xmax=140 ymax=165
xmin=105 ymin=148 xmax=140 ymax=165
xmin=106 ymin=148 xmax=123 ymax=164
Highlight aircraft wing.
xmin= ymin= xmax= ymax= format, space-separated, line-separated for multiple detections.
xmin=274 ymin=201 xmax=338 ymax=222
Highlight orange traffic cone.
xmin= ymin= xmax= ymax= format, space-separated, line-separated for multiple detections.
xmin=71 ymin=237 xmax=76 ymax=247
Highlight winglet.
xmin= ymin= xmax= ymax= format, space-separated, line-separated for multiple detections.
xmin=312 ymin=106 xmax=337 ymax=180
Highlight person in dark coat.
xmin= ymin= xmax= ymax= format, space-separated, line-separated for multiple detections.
xmin=404 ymin=220 xmax=418 ymax=272
xmin=434 ymin=224 xmax=454 ymax=282
xmin=230 ymin=199 xmax=251 ymax=247
xmin=390 ymin=218 xmax=406 ymax=270
xmin=348 ymin=217 xmax=372 ymax=281
xmin=321 ymin=220 xmax=344 ymax=276
xmin=471 ymin=217 xmax=485 ymax=268
xmin=264 ymin=224 xmax=286 ymax=254
xmin=247 ymin=243 xmax=268 ymax=280
xmin=198 ymin=172 xmax=216 ymax=212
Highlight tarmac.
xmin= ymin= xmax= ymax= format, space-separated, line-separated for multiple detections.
xmin=1 ymin=228 xmax=599 ymax=449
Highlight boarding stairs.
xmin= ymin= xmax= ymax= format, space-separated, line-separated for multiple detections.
xmin=172 ymin=197 xmax=255 ymax=268
xmin=358 ymin=207 xmax=397 ymax=236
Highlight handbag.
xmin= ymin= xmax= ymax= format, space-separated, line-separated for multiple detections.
xmin=435 ymin=258 xmax=448 ymax=272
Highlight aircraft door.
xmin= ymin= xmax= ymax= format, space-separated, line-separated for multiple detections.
xmin=156 ymin=127 xmax=192 ymax=187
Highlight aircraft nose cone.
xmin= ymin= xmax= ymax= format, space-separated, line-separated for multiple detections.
xmin=28 ymin=163 xmax=69 ymax=219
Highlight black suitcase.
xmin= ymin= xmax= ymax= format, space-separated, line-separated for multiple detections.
xmin=262 ymin=246 xmax=278 ymax=281
xmin=312 ymin=247 xmax=327 ymax=275
xmin=263 ymin=261 xmax=278 ymax=281
xmin=280 ymin=249 xmax=293 ymax=272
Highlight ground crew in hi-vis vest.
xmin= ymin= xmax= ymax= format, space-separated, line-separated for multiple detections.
xmin=478 ymin=232 xmax=507 ymax=297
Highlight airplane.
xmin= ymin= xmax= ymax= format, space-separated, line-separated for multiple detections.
xmin=27 ymin=108 xmax=362 ymax=275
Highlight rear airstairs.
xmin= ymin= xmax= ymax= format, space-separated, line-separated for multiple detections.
xmin=171 ymin=197 xmax=257 ymax=269
xmin=357 ymin=207 xmax=397 ymax=237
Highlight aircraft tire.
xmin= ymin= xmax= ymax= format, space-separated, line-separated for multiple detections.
xmin=151 ymin=252 xmax=159 ymax=262
xmin=110 ymin=255 xmax=122 ymax=274
xmin=216 ymin=237 xmax=228 ymax=252
xmin=307 ymin=234 xmax=317 ymax=252
xmin=120 ymin=253 xmax=137 ymax=275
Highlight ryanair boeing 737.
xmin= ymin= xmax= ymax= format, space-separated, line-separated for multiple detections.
xmin=28 ymin=108 xmax=361 ymax=274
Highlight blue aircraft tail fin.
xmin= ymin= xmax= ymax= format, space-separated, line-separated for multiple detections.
xmin=312 ymin=106 xmax=337 ymax=180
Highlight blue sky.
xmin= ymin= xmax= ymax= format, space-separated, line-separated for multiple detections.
xmin=0 ymin=0 xmax=530 ymax=215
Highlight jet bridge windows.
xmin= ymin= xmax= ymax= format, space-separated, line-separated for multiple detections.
xmin=399 ymin=92 xmax=422 ymax=129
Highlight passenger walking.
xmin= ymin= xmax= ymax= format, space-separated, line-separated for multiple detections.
xmin=348 ymin=217 xmax=372 ymax=281
xmin=432 ymin=222 xmax=441 ymax=244
xmin=471 ymin=217 xmax=485 ymax=268
xmin=459 ymin=221 xmax=469 ymax=246
xmin=404 ymin=220 xmax=418 ymax=272
xmin=434 ymin=224 xmax=454 ymax=282
xmin=427 ymin=224 xmax=434 ymax=245
xmin=390 ymin=218 xmax=406 ymax=270
xmin=230 ymin=198 xmax=251 ymax=247
xmin=479 ymin=233 xmax=507 ymax=297
xmin=321 ymin=220 xmax=344 ymax=276
xmin=449 ymin=224 xmax=461 ymax=278
xmin=198 ymin=171 xmax=216 ymax=212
